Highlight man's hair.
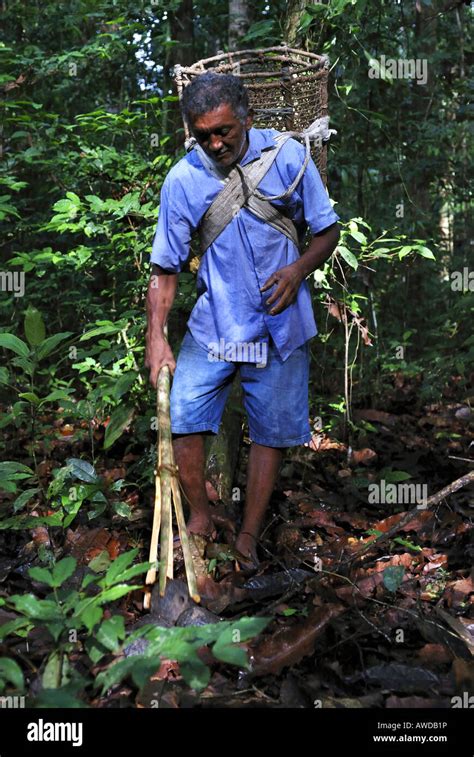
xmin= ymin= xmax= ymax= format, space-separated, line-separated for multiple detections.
xmin=181 ymin=72 xmax=249 ymax=126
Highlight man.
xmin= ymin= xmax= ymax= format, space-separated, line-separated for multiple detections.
xmin=145 ymin=72 xmax=340 ymax=568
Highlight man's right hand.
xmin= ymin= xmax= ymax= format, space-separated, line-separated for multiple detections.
xmin=145 ymin=336 xmax=176 ymax=388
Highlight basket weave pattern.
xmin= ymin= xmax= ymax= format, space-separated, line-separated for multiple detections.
xmin=175 ymin=46 xmax=330 ymax=183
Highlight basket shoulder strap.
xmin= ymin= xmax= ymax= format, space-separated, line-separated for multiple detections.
xmin=197 ymin=134 xmax=293 ymax=252
xmin=245 ymin=194 xmax=299 ymax=247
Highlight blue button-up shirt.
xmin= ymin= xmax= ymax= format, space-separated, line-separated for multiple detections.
xmin=150 ymin=127 xmax=339 ymax=361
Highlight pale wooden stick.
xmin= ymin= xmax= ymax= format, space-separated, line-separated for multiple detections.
xmin=157 ymin=364 xmax=174 ymax=594
xmin=171 ymin=476 xmax=200 ymax=602
xmin=144 ymin=439 xmax=162 ymax=607
xmin=144 ymin=383 xmax=164 ymax=608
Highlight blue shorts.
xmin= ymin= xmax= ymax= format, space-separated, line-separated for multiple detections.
xmin=170 ymin=330 xmax=312 ymax=448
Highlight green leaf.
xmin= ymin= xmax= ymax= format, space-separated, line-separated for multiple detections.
xmin=96 ymin=616 xmax=125 ymax=652
xmin=114 ymin=562 xmax=153 ymax=583
xmin=24 ymin=307 xmax=46 ymax=347
xmin=10 ymin=594 xmax=62 ymax=621
xmin=13 ymin=488 xmax=40 ymax=512
xmin=28 ymin=566 xmax=55 ymax=587
xmin=85 ymin=638 xmax=106 ymax=665
xmin=0 ymin=512 xmax=63 ymax=530
xmin=79 ymin=324 xmax=121 ymax=341
xmin=0 ymin=658 xmax=24 ymax=690
xmin=382 ymin=566 xmax=405 ymax=592
xmin=96 ymin=656 xmax=159 ymax=694
xmin=51 ymin=557 xmax=76 ymax=587
xmin=40 ymin=388 xmax=75 ymax=406
xmin=87 ymin=501 xmax=107 ymax=520
xmin=382 ymin=470 xmax=412 ymax=483
xmin=103 ymin=406 xmax=134 ymax=449
xmin=103 ymin=549 xmax=138 ymax=585
xmin=179 ymin=659 xmax=211 ymax=691
xmin=66 ymin=458 xmax=98 ymax=483
xmin=349 ymin=230 xmax=367 ymax=245
xmin=11 ymin=357 xmax=34 ymax=374
xmin=240 ymin=19 xmax=276 ymax=42
xmin=87 ymin=551 xmax=111 ymax=573
xmin=81 ymin=573 xmax=99 ymax=591
xmin=18 ymin=392 xmax=41 ymax=405
xmin=112 ymin=501 xmax=132 ymax=519
xmin=63 ymin=500 xmax=82 ymax=528
xmin=66 ymin=191 xmax=81 ymax=205
xmin=0 ymin=461 xmax=34 ymax=477
xmin=42 ymin=650 xmax=71 ymax=689
xmin=81 ymin=605 xmax=103 ymax=633
xmin=34 ymin=687 xmax=85 ymax=708
xmin=392 ymin=537 xmax=422 ymax=553
xmin=85 ymin=194 xmax=105 ymax=212
xmin=36 ymin=332 xmax=73 ymax=360
xmin=93 ymin=584 xmax=141 ymax=605
xmin=112 ymin=371 xmax=137 ymax=400
xmin=0 ymin=618 xmax=32 ymax=641
xmin=0 ymin=333 xmax=29 ymax=357
xmin=338 ymin=245 xmax=359 ymax=270
xmin=47 ymin=464 xmax=73 ymax=499
xmin=213 ymin=634 xmax=249 ymax=668
xmin=415 ymin=246 xmax=436 ymax=260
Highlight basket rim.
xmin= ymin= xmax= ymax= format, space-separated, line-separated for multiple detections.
xmin=175 ymin=45 xmax=329 ymax=75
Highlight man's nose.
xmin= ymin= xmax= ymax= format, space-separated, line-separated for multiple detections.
xmin=209 ymin=134 xmax=223 ymax=152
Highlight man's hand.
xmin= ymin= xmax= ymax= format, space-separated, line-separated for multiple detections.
xmin=261 ymin=223 xmax=341 ymax=315
xmin=145 ymin=335 xmax=176 ymax=388
xmin=260 ymin=262 xmax=304 ymax=316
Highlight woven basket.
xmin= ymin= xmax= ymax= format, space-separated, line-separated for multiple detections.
xmin=174 ymin=45 xmax=331 ymax=184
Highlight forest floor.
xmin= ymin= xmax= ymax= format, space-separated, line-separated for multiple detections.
xmin=1 ymin=379 xmax=473 ymax=709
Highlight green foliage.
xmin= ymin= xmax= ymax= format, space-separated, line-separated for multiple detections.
xmin=98 ymin=616 xmax=270 ymax=692
xmin=0 ymin=551 xmax=269 ymax=703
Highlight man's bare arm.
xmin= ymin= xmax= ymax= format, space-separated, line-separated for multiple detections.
xmin=294 ymin=222 xmax=340 ymax=278
xmin=145 ymin=263 xmax=179 ymax=387
xmin=261 ymin=222 xmax=340 ymax=315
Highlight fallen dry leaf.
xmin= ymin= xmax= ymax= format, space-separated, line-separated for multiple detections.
xmin=350 ymin=448 xmax=378 ymax=466
xmin=352 ymin=409 xmax=399 ymax=426
xmin=249 ymin=604 xmax=344 ymax=676
xmin=64 ymin=526 xmax=124 ymax=563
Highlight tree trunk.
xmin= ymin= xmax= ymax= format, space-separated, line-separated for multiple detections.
xmin=284 ymin=0 xmax=320 ymax=46
xmin=228 ymin=0 xmax=249 ymax=50
xmin=163 ymin=0 xmax=195 ymax=151
xmin=205 ymin=380 xmax=243 ymax=503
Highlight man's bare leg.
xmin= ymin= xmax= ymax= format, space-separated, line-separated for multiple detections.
xmin=173 ymin=433 xmax=215 ymax=537
xmin=234 ymin=443 xmax=284 ymax=565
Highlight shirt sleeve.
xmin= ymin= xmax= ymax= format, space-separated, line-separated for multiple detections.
xmin=150 ymin=173 xmax=193 ymax=272
xmin=289 ymin=141 xmax=340 ymax=235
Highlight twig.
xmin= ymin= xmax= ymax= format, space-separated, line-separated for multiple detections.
xmin=350 ymin=469 xmax=474 ymax=563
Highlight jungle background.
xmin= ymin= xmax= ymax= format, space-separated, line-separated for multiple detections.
xmin=0 ymin=0 xmax=473 ymax=711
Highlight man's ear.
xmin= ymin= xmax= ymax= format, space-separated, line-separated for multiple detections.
xmin=245 ymin=109 xmax=254 ymax=130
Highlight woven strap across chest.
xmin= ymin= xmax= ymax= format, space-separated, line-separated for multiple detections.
xmin=197 ymin=134 xmax=300 ymax=252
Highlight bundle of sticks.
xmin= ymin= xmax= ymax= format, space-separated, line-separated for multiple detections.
xmin=144 ymin=346 xmax=200 ymax=607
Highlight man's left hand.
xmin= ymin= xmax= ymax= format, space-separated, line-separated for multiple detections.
xmin=260 ymin=262 xmax=304 ymax=315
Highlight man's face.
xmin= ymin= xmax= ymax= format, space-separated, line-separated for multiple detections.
xmin=189 ymin=102 xmax=253 ymax=168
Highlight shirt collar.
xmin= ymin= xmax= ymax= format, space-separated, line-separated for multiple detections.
xmin=239 ymin=127 xmax=277 ymax=167
xmin=188 ymin=127 xmax=277 ymax=177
